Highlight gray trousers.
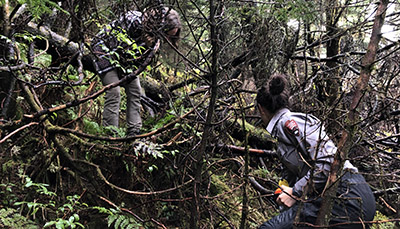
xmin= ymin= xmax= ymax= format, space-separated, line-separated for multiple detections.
xmin=100 ymin=70 xmax=142 ymax=134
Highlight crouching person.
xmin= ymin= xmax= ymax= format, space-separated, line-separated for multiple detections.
xmin=256 ymin=74 xmax=376 ymax=228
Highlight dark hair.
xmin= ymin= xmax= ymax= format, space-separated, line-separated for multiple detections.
xmin=256 ymin=74 xmax=290 ymax=113
xmin=143 ymin=7 xmax=181 ymax=47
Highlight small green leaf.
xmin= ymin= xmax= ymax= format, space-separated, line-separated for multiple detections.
xmin=114 ymin=215 xmax=124 ymax=229
xmin=73 ymin=213 xmax=80 ymax=221
xmin=108 ymin=214 xmax=118 ymax=227
xmin=44 ymin=221 xmax=56 ymax=228
xmin=120 ymin=218 xmax=130 ymax=228
xmin=56 ymin=219 xmax=66 ymax=229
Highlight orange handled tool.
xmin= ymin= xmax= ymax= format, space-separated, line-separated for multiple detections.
xmin=275 ymin=179 xmax=288 ymax=195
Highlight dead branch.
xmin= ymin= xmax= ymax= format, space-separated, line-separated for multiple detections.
xmin=0 ymin=121 xmax=39 ymax=144
xmin=212 ymin=144 xmax=276 ymax=157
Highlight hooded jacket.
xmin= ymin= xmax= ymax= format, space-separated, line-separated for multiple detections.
xmin=266 ymin=108 xmax=358 ymax=197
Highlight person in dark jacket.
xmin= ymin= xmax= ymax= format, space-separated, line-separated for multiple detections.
xmin=257 ymin=74 xmax=376 ymax=228
xmin=91 ymin=7 xmax=181 ymax=136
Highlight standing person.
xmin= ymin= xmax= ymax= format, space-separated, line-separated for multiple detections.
xmin=256 ymin=74 xmax=376 ymax=228
xmin=91 ymin=7 xmax=181 ymax=137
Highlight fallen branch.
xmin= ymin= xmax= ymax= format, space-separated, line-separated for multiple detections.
xmin=373 ymin=187 xmax=400 ymax=196
xmin=0 ymin=122 xmax=39 ymax=144
xmin=213 ymin=144 xmax=276 ymax=157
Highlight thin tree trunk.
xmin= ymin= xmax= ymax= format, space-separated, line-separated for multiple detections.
xmin=191 ymin=0 xmax=219 ymax=227
xmin=239 ymin=98 xmax=250 ymax=229
xmin=315 ymin=0 xmax=389 ymax=226
xmin=324 ymin=0 xmax=342 ymax=134
xmin=0 ymin=0 xmax=18 ymax=120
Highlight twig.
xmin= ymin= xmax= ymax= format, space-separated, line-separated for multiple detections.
xmin=213 ymin=206 xmax=235 ymax=229
xmin=213 ymin=144 xmax=277 ymax=157
xmin=0 ymin=122 xmax=39 ymax=144
xmin=374 ymin=133 xmax=400 ymax=143
xmin=164 ymin=132 xmax=182 ymax=146
xmin=379 ymin=196 xmax=397 ymax=213
xmin=150 ymin=218 xmax=167 ymax=229
xmin=31 ymin=38 xmax=49 ymax=59
xmin=373 ymin=186 xmax=400 ymax=196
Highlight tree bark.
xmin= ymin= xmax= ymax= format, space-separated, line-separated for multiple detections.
xmin=323 ymin=0 xmax=344 ymax=135
xmin=315 ymin=0 xmax=389 ymax=226
xmin=191 ymin=0 xmax=219 ymax=227
xmin=0 ymin=0 xmax=18 ymax=120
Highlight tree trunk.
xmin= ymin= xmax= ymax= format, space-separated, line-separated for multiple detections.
xmin=324 ymin=0 xmax=341 ymax=106
xmin=191 ymin=0 xmax=219 ymax=227
xmin=324 ymin=0 xmax=342 ymax=135
xmin=315 ymin=0 xmax=389 ymax=226
xmin=0 ymin=0 xmax=18 ymax=121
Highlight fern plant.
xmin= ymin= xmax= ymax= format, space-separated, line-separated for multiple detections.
xmin=108 ymin=212 xmax=141 ymax=229
xmin=14 ymin=173 xmax=89 ymax=228
xmin=0 ymin=208 xmax=38 ymax=229
xmin=93 ymin=207 xmax=142 ymax=229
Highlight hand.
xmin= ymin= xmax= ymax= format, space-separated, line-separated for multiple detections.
xmin=276 ymin=185 xmax=297 ymax=208
xmin=143 ymin=33 xmax=155 ymax=47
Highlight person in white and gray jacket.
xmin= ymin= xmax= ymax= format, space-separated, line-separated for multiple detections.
xmin=91 ymin=7 xmax=181 ymax=136
xmin=257 ymin=74 xmax=375 ymax=228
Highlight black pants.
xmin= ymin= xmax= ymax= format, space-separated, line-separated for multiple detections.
xmin=259 ymin=172 xmax=376 ymax=229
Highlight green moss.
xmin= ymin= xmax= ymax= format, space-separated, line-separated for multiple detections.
xmin=209 ymin=174 xmax=241 ymax=226
xmin=210 ymin=174 xmax=230 ymax=195
xmin=372 ymin=211 xmax=396 ymax=229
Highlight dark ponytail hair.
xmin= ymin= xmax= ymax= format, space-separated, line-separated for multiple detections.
xmin=256 ymin=74 xmax=290 ymax=113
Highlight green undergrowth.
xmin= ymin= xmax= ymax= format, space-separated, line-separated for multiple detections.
xmin=0 ymin=165 xmax=145 ymax=228
xmin=372 ymin=211 xmax=396 ymax=229
xmin=0 ymin=208 xmax=38 ymax=229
